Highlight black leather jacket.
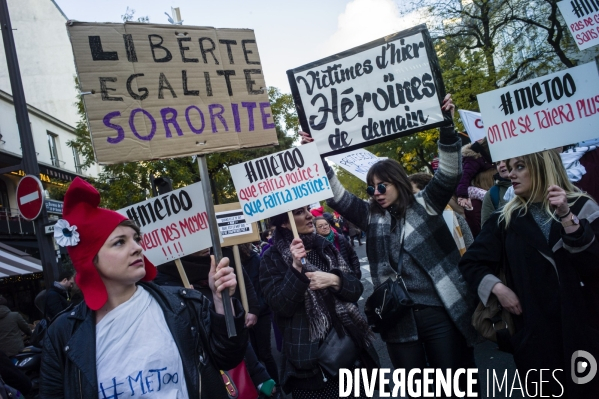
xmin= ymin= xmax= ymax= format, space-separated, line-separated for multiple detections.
xmin=40 ymin=282 xmax=247 ymax=399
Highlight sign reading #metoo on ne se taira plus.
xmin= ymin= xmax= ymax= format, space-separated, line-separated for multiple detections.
xmin=287 ymin=24 xmax=450 ymax=157
xmin=229 ymin=143 xmax=333 ymax=223
xmin=117 ymin=182 xmax=211 ymax=265
xmin=67 ymin=22 xmax=279 ymax=164
xmin=477 ymin=62 xmax=599 ymax=161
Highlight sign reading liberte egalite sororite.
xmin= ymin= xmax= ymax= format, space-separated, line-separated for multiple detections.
xmin=67 ymin=22 xmax=278 ymax=164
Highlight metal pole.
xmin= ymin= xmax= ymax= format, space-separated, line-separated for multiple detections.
xmin=0 ymin=0 xmax=59 ymax=286
xmin=198 ymin=155 xmax=236 ymax=337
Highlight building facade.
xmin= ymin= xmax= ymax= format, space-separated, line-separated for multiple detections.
xmin=0 ymin=0 xmax=100 ymax=320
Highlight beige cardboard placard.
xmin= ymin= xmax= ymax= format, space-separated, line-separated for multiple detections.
xmin=214 ymin=202 xmax=260 ymax=246
xmin=67 ymin=22 xmax=278 ymax=164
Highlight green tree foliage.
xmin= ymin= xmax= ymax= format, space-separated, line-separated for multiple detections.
xmin=66 ymin=86 xmax=298 ymax=210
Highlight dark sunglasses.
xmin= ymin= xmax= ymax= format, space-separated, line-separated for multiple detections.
xmin=366 ymin=183 xmax=389 ymax=196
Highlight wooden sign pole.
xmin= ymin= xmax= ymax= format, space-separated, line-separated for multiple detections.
xmin=232 ymin=245 xmax=249 ymax=313
xmin=543 ymin=151 xmax=557 ymax=187
xmin=287 ymin=210 xmax=306 ymax=265
xmin=174 ymin=259 xmax=191 ymax=289
xmin=198 ymin=155 xmax=236 ymax=337
xmin=287 ymin=210 xmax=300 ymax=238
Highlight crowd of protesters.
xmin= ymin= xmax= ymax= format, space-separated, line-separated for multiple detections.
xmin=1 ymin=93 xmax=597 ymax=398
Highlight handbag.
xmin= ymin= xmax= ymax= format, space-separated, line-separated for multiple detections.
xmin=471 ymin=226 xmax=515 ymax=353
xmin=29 ymin=318 xmax=48 ymax=348
xmin=364 ymin=225 xmax=414 ymax=333
xmin=316 ymin=329 xmax=359 ymax=377
xmin=220 ymin=360 xmax=259 ymax=399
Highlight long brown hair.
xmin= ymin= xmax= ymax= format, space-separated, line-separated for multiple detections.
xmin=366 ymin=159 xmax=414 ymax=217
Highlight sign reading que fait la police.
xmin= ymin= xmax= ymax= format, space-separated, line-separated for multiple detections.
xmin=229 ymin=142 xmax=333 ymax=222
xmin=67 ymin=22 xmax=278 ymax=164
xmin=477 ymin=62 xmax=599 ymax=161
xmin=287 ymin=24 xmax=449 ymax=157
xmin=117 ymin=182 xmax=211 ymax=265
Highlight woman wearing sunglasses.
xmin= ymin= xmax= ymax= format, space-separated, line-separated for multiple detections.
xmin=300 ymin=94 xmax=479 ymax=393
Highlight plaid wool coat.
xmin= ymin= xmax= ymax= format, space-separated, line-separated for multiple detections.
xmin=259 ymin=235 xmax=368 ymax=391
xmin=326 ymin=139 xmax=479 ymax=345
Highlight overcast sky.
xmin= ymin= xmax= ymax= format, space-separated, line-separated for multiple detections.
xmin=54 ymin=0 xmax=423 ymax=92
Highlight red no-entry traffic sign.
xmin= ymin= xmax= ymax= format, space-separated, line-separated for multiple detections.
xmin=16 ymin=175 xmax=45 ymax=221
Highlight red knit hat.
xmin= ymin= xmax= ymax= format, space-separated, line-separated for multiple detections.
xmin=55 ymin=177 xmax=156 ymax=310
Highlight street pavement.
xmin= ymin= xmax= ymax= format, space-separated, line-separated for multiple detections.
xmin=271 ymin=237 xmax=525 ymax=398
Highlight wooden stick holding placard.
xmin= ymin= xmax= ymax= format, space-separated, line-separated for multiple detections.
xmin=232 ymin=245 xmax=249 ymax=313
xmin=198 ymin=155 xmax=236 ymax=338
xmin=287 ymin=210 xmax=306 ymax=265
xmin=174 ymin=259 xmax=191 ymax=289
xmin=543 ymin=151 xmax=557 ymax=187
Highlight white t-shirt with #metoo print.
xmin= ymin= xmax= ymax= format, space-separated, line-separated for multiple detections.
xmin=95 ymin=286 xmax=189 ymax=399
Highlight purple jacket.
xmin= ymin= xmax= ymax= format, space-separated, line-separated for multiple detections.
xmin=456 ymin=143 xmax=493 ymax=198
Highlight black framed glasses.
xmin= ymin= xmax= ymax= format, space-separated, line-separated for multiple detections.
xmin=366 ymin=183 xmax=389 ymax=196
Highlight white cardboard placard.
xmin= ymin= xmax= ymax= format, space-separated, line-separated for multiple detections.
xmin=118 ymin=182 xmax=211 ymax=265
xmin=557 ymin=1 xmax=599 ymax=51
xmin=229 ymin=142 xmax=333 ymax=222
xmin=458 ymin=110 xmax=486 ymax=142
xmin=215 ymin=209 xmax=253 ymax=239
xmin=327 ymin=148 xmax=382 ymax=182
xmin=287 ymin=25 xmax=449 ymax=157
xmin=477 ymin=62 xmax=599 ymax=161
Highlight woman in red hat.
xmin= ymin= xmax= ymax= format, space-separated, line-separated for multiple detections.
xmin=40 ymin=177 xmax=247 ymax=399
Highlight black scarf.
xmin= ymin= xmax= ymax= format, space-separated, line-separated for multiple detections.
xmin=273 ymin=228 xmax=373 ymax=348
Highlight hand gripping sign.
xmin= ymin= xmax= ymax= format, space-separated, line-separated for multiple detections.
xmin=287 ymin=24 xmax=451 ymax=157
xmin=229 ymin=142 xmax=333 ymax=223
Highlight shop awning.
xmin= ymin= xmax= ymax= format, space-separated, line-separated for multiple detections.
xmin=0 ymin=242 xmax=43 ymax=277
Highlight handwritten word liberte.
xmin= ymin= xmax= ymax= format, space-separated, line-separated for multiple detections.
xmin=90 ymin=33 xmax=264 ymax=100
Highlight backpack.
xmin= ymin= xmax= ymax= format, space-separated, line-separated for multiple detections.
xmin=489 ymin=185 xmax=500 ymax=209
xmin=30 ymin=302 xmax=74 ymax=348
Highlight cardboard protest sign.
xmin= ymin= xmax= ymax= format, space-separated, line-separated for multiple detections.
xmin=214 ymin=203 xmax=260 ymax=246
xmin=229 ymin=142 xmax=333 ymax=222
xmin=287 ymin=25 xmax=449 ymax=157
xmin=477 ymin=62 xmax=599 ymax=161
xmin=327 ymin=149 xmax=382 ymax=182
xmin=458 ymin=110 xmax=486 ymax=142
xmin=67 ymin=22 xmax=278 ymax=164
xmin=117 ymin=182 xmax=211 ymax=265
xmin=558 ymin=0 xmax=599 ymax=50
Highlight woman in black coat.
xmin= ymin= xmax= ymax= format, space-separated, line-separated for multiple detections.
xmin=459 ymin=150 xmax=599 ymax=397
xmin=260 ymin=206 xmax=378 ymax=398
xmin=40 ymin=178 xmax=247 ymax=399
